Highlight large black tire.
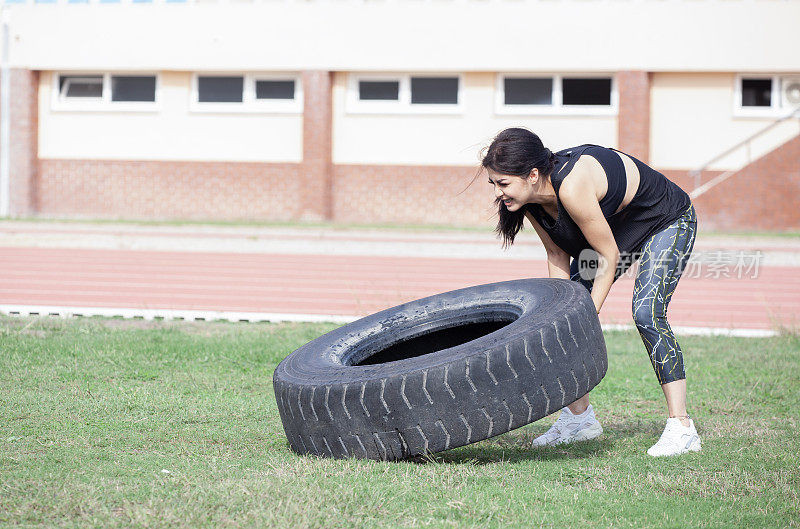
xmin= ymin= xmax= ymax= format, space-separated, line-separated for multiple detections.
xmin=273 ymin=278 xmax=607 ymax=461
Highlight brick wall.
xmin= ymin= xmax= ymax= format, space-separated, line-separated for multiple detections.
xmin=617 ymin=70 xmax=650 ymax=163
xmin=0 ymin=69 xmax=39 ymax=216
xmin=37 ymin=160 xmax=303 ymax=220
xmin=332 ymin=164 xmax=496 ymax=226
xmin=33 ymin=159 xmax=800 ymax=230
xmin=35 ymin=160 xmax=497 ymax=226
xmin=300 ymin=70 xmax=333 ymax=220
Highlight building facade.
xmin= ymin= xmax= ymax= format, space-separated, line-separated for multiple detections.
xmin=3 ymin=0 xmax=800 ymax=230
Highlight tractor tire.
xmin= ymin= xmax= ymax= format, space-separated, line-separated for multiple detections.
xmin=273 ymin=278 xmax=607 ymax=461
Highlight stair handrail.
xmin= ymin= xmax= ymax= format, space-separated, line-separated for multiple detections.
xmin=689 ymin=106 xmax=800 ymax=191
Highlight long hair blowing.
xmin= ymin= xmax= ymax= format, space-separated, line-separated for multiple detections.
xmin=481 ymin=128 xmax=557 ymax=248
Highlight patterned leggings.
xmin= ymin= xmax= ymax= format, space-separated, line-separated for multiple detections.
xmin=570 ymin=205 xmax=697 ymax=384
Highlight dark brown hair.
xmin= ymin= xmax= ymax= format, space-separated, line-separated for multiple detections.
xmin=481 ymin=128 xmax=557 ymax=248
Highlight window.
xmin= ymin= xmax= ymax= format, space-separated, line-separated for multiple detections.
xmin=562 ymin=78 xmax=612 ymax=106
xmin=111 ymin=76 xmax=157 ymax=102
xmin=734 ymin=75 xmax=797 ymax=116
xmin=497 ymin=74 xmax=616 ymax=115
xmin=198 ymin=76 xmax=244 ymax=103
xmin=358 ymin=80 xmax=400 ymax=101
xmin=54 ymin=73 xmax=158 ymax=111
xmin=741 ymin=79 xmax=772 ymax=107
xmin=348 ymin=74 xmax=462 ymax=113
xmin=59 ymin=76 xmax=103 ymax=99
xmin=191 ymin=74 xmax=302 ymax=113
xmin=410 ymin=77 xmax=459 ymax=104
xmin=504 ymin=78 xmax=552 ymax=106
xmin=255 ymin=80 xmax=295 ymax=100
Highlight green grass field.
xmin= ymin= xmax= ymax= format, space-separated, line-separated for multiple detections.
xmin=1 ymin=316 xmax=798 ymax=528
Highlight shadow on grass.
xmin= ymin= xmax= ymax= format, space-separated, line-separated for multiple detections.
xmin=602 ymin=417 xmax=664 ymax=437
xmin=409 ymin=416 xmax=664 ymax=465
xmin=419 ymin=438 xmax=614 ymax=465
xmin=283 ymin=417 xmax=664 ymax=465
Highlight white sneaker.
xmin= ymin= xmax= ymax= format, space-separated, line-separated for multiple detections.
xmin=530 ymin=404 xmax=603 ymax=447
xmin=647 ymin=418 xmax=702 ymax=457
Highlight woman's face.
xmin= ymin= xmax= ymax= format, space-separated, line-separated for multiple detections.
xmin=487 ymin=170 xmax=535 ymax=212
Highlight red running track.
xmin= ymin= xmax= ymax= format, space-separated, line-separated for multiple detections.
xmin=1 ymin=247 xmax=798 ymax=331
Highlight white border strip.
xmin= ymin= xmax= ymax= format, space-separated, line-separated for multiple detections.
xmin=0 ymin=305 xmax=357 ymax=324
xmin=601 ymin=322 xmax=778 ymax=338
xmin=0 ymin=304 xmax=780 ymax=337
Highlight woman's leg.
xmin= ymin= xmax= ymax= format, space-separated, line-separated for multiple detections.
xmin=567 ymin=259 xmax=595 ymax=415
xmin=631 ymin=205 xmax=696 ymax=389
xmin=661 ymin=379 xmax=688 ymax=425
xmin=631 ymin=205 xmax=700 ymax=455
xmin=528 ymin=259 xmax=602 ymax=447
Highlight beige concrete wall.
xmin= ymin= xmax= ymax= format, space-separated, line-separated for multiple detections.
xmin=650 ymin=73 xmax=800 ymax=171
xmin=332 ymin=72 xmax=617 ymax=166
xmin=38 ymin=71 xmax=303 ymax=162
xmin=7 ymin=1 xmax=800 ymax=73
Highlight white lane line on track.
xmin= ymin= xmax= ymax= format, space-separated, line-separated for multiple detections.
xmin=0 ymin=305 xmax=781 ymax=337
xmin=0 ymin=305 xmax=357 ymax=324
xmin=4 ymin=239 xmax=800 ymax=266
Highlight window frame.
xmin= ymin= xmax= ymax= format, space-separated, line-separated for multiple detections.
xmin=346 ymin=73 xmax=464 ymax=115
xmin=51 ymin=72 xmax=161 ymax=112
xmin=495 ymin=73 xmax=618 ymax=116
xmin=190 ymin=73 xmax=303 ymax=114
xmin=733 ymin=74 xmax=785 ymax=118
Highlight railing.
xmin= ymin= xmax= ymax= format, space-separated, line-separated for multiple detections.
xmin=689 ymin=106 xmax=800 ymax=199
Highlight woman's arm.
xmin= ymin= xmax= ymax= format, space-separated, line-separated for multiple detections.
xmin=525 ymin=211 xmax=571 ymax=280
xmin=558 ymin=160 xmax=620 ymax=313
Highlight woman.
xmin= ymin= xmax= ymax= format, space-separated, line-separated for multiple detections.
xmin=482 ymin=127 xmax=700 ymax=457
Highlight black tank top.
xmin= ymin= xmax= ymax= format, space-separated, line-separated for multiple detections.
xmin=527 ymin=144 xmax=691 ymax=259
